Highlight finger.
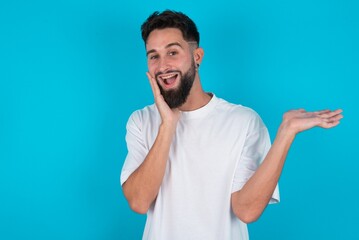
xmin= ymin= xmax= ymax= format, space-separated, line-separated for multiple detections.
xmin=314 ymin=109 xmax=331 ymax=115
xmin=146 ymin=72 xmax=161 ymax=97
xmin=146 ymin=72 xmax=171 ymax=112
xmin=146 ymin=72 xmax=155 ymax=92
xmin=319 ymin=112 xmax=343 ymax=127
xmin=318 ymin=109 xmax=343 ymax=118
xmin=320 ymin=120 xmax=341 ymax=129
xmin=327 ymin=113 xmax=344 ymax=123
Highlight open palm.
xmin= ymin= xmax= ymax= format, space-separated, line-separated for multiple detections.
xmin=282 ymin=109 xmax=343 ymax=134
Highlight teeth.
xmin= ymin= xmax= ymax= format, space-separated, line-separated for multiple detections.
xmin=161 ymin=74 xmax=177 ymax=80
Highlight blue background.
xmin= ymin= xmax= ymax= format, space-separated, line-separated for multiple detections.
xmin=1 ymin=0 xmax=358 ymax=239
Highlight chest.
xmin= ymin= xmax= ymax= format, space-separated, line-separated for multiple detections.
xmin=168 ymin=118 xmax=247 ymax=185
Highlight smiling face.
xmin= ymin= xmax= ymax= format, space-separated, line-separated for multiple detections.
xmin=146 ymin=28 xmax=199 ymax=108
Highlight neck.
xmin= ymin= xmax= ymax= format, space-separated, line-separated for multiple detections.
xmin=178 ymin=76 xmax=212 ymax=111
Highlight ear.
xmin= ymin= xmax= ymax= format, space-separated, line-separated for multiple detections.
xmin=193 ymin=47 xmax=204 ymax=66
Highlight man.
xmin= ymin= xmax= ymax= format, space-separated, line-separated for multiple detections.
xmin=121 ymin=10 xmax=343 ymax=240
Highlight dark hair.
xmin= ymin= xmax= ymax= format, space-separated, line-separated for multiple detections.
xmin=141 ymin=10 xmax=200 ymax=45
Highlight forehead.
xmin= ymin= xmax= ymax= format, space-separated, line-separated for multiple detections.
xmin=146 ymin=28 xmax=186 ymax=51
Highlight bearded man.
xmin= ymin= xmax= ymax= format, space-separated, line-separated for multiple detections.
xmin=120 ymin=10 xmax=343 ymax=240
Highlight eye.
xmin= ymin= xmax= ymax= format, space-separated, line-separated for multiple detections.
xmin=149 ymin=54 xmax=159 ymax=60
xmin=168 ymin=51 xmax=178 ymax=56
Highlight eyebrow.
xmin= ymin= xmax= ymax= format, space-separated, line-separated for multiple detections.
xmin=146 ymin=42 xmax=184 ymax=56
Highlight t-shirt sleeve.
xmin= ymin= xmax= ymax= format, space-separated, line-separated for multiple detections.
xmin=120 ymin=111 xmax=148 ymax=186
xmin=231 ymin=113 xmax=280 ymax=204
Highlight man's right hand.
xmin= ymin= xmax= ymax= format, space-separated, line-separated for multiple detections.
xmin=122 ymin=73 xmax=180 ymax=214
xmin=146 ymin=72 xmax=181 ymax=129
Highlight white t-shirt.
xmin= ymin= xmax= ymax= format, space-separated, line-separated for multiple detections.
xmin=121 ymin=94 xmax=279 ymax=240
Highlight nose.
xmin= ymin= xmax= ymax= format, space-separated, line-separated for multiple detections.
xmin=157 ymin=57 xmax=170 ymax=74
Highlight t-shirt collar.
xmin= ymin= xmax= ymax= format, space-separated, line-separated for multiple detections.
xmin=179 ymin=93 xmax=218 ymax=120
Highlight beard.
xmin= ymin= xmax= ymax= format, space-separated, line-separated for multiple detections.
xmin=156 ymin=60 xmax=196 ymax=109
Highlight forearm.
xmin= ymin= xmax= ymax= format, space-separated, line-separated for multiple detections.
xmin=232 ymin=108 xmax=343 ymax=222
xmin=232 ymin=124 xmax=295 ymax=222
xmin=123 ymin=123 xmax=176 ymax=214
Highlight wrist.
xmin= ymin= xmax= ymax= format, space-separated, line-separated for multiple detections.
xmin=277 ymin=122 xmax=297 ymax=142
xmin=159 ymin=122 xmax=177 ymax=135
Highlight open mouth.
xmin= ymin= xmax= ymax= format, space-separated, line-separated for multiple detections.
xmin=158 ymin=73 xmax=179 ymax=89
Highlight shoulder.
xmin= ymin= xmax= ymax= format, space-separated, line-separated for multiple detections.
xmin=214 ymin=96 xmax=266 ymax=130
xmin=126 ymin=104 xmax=159 ymax=129
xmin=215 ymin=97 xmax=262 ymax=120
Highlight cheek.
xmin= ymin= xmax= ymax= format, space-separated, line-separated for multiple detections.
xmin=172 ymin=58 xmax=190 ymax=71
xmin=182 ymin=55 xmax=194 ymax=67
xmin=147 ymin=62 xmax=156 ymax=74
xmin=181 ymin=60 xmax=193 ymax=72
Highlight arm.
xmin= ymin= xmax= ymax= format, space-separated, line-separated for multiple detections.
xmin=231 ymin=109 xmax=343 ymax=223
xmin=122 ymin=73 xmax=180 ymax=214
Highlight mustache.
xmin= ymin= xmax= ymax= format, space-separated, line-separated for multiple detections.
xmin=155 ymin=70 xmax=181 ymax=80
